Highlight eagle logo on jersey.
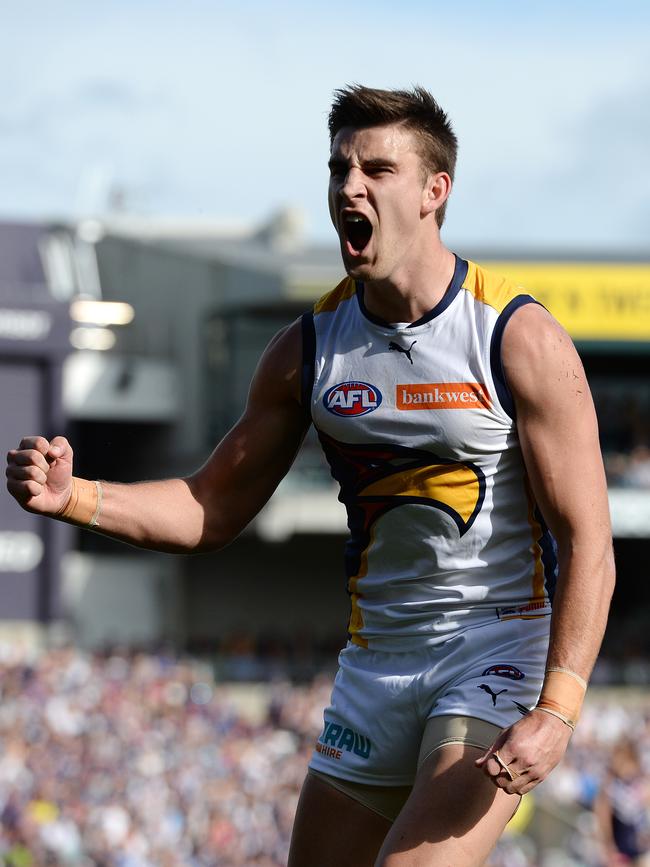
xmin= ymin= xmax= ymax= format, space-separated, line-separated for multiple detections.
xmin=317 ymin=433 xmax=486 ymax=642
xmin=318 ymin=432 xmax=485 ymax=539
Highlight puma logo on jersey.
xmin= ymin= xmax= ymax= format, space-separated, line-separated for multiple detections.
xmin=478 ymin=684 xmax=508 ymax=706
xmin=388 ymin=340 xmax=417 ymax=364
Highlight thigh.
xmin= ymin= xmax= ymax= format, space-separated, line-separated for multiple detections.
xmin=288 ymin=770 xmax=391 ymax=867
xmin=375 ymin=743 xmax=519 ymax=867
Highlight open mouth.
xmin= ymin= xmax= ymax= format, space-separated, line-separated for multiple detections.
xmin=343 ymin=215 xmax=373 ymax=254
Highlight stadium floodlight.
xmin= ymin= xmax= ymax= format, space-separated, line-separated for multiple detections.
xmin=70 ymin=300 xmax=135 ymax=326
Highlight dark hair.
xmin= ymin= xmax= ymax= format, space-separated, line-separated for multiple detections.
xmin=328 ymin=85 xmax=458 ymax=226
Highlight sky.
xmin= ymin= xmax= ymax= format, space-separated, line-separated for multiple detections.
xmin=1 ymin=0 xmax=649 ymax=252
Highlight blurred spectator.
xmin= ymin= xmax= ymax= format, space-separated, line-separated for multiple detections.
xmin=592 ymin=384 xmax=650 ymax=489
xmin=1 ymin=644 xmax=650 ymax=866
xmin=0 ymin=645 xmax=331 ymax=866
xmin=593 ymin=739 xmax=650 ymax=865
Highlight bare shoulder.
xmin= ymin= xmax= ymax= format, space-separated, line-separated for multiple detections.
xmin=501 ymin=302 xmax=589 ymax=410
xmin=249 ymin=317 xmax=304 ymax=406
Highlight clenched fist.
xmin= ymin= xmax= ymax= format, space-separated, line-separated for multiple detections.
xmin=6 ymin=436 xmax=74 ymax=517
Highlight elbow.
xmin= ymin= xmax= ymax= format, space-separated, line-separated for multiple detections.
xmin=183 ymin=474 xmax=240 ymax=554
xmin=190 ymin=520 xmax=242 ymax=555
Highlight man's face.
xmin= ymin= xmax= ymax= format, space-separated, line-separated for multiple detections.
xmin=328 ymin=123 xmax=431 ymax=282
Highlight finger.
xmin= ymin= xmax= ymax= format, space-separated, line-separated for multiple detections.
xmin=8 ymin=449 xmax=50 ymax=473
xmin=48 ymin=436 xmax=71 ymax=460
xmin=483 ymin=750 xmax=529 ymax=792
xmin=486 ymin=767 xmax=519 ymax=792
xmin=483 ymin=756 xmax=505 ymax=778
xmin=18 ymin=436 xmax=50 ymax=455
xmin=507 ymin=777 xmax=536 ymax=796
xmin=483 ymin=749 xmax=516 ymax=777
xmin=6 ymin=478 xmax=43 ymax=502
xmin=475 ymin=728 xmax=509 ymax=767
xmin=6 ymin=464 xmax=48 ymax=485
xmin=501 ymin=775 xmax=523 ymax=796
xmin=502 ymin=767 xmax=540 ymax=796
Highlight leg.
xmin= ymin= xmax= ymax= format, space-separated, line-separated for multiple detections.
xmin=375 ymin=744 xmax=520 ymax=867
xmin=288 ymin=771 xmax=392 ymax=867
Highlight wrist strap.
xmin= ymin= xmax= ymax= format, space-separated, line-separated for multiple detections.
xmin=59 ymin=478 xmax=103 ymax=528
xmin=536 ymin=667 xmax=587 ymax=731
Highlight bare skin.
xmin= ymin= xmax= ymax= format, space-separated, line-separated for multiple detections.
xmin=287 ymin=303 xmax=614 ymax=867
xmin=288 ymin=773 xmax=390 ymax=867
xmin=6 ymin=119 xmax=615 ymax=865
xmin=376 ymin=745 xmax=520 ymax=867
xmin=288 ymin=746 xmax=520 ymax=867
xmin=6 ymin=320 xmax=308 ymax=552
xmin=328 ymin=123 xmax=455 ymax=323
xmin=475 ymin=303 xmax=615 ymax=797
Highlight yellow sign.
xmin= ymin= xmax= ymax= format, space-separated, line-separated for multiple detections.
xmin=485 ymin=263 xmax=650 ymax=341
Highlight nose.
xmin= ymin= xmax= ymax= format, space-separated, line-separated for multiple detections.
xmin=339 ymin=166 xmax=366 ymax=203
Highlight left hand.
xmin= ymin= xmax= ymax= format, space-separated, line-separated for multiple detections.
xmin=475 ymin=708 xmax=573 ymax=795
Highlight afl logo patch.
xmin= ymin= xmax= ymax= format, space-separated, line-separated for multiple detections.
xmin=324 ymin=381 xmax=382 ymax=417
xmin=482 ymin=664 xmax=525 ymax=681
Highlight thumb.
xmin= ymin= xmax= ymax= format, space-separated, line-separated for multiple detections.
xmin=47 ymin=436 xmax=72 ymax=462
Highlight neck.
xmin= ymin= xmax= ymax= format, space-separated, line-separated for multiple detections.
xmin=362 ymin=241 xmax=456 ymax=325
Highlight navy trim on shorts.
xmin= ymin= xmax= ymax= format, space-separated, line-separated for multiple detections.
xmin=301 ymin=311 xmax=316 ymax=416
xmin=489 ymin=295 xmax=539 ymax=419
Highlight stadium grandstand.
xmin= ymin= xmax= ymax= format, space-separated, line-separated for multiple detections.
xmin=1 ymin=216 xmax=650 ymax=865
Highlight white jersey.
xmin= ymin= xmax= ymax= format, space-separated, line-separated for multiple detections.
xmin=302 ymin=255 xmax=556 ymax=651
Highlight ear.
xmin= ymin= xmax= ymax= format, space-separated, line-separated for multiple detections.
xmin=421 ymin=171 xmax=452 ymax=218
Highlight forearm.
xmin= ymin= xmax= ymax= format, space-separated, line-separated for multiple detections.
xmin=547 ymin=537 xmax=615 ymax=679
xmin=531 ymin=534 xmax=615 ymax=730
xmin=60 ymin=476 xmax=213 ymax=554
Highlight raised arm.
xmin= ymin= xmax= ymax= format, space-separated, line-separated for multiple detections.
xmin=6 ymin=319 xmax=310 ymax=553
xmin=477 ymin=302 xmax=615 ymax=793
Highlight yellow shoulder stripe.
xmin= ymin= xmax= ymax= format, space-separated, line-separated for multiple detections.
xmin=314 ymin=277 xmax=356 ymax=314
xmin=464 ymin=260 xmax=529 ymax=313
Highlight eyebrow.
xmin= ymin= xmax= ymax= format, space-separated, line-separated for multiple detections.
xmin=328 ymin=156 xmax=398 ymax=170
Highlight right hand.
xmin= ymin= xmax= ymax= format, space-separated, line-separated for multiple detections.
xmin=6 ymin=436 xmax=74 ymax=516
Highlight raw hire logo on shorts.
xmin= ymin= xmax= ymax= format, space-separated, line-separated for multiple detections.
xmin=324 ymin=381 xmax=382 ymax=417
xmin=316 ymin=722 xmax=372 ymax=761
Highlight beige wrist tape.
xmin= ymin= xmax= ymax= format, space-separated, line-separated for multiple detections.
xmin=59 ymin=477 xmax=103 ymax=528
xmin=536 ymin=667 xmax=587 ymax=730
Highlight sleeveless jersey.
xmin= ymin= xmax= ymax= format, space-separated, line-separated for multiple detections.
xmin=302 ymin=255 xmax=557 ymax=651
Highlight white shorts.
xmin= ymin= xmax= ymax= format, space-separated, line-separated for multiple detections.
xmin=309 ymin=616 xmax=550 ymax=786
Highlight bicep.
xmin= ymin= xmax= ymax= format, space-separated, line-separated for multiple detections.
xmin=187 ymin=320 xmax=310 ymax=547
xmin=502 ymin=304 xmax=610 ymax=546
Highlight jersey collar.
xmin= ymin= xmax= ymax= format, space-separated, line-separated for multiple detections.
xmin=355 ymin=254 xmax=468 ymax=330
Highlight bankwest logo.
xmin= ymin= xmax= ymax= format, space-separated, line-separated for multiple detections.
xmin=397 ymin=382 xmax=491 ymax=410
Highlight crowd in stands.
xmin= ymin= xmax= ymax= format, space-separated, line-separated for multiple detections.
xmin=592 ymin=387 xmax=650 ymax=490
xmin=1 ymin=644 xmax=649 ymax=867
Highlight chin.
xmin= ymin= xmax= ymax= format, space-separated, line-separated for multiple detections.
xmin=342 ymin=257 xmax=377 ymax=281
